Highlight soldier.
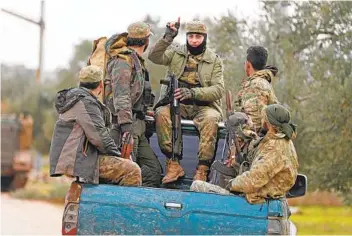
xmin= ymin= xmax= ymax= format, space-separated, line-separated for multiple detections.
xmin=235 ymin=46 xmax=279 ymax=133
xmin=211 ymin=46 xmax=280 ymax=185
xmin=50 ymin=65 xmax=141 ymax=186
xmin=106 ymin=21 xmax=162 ymax=187
xmin=148 ymin=20 xmax=225 ymax=184
xmin=191 ymin=104 xmax=299 ymax=204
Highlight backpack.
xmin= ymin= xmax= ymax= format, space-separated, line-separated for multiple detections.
xmin=87 ymin=33 xmax=130 ymax=104
xmin=87 ymin=37 xmax=108 ymax=73
xmin=87 ymin=37 xmax=108 ymax=103
xmin=87 ymin=33 xmax=153 ymax=116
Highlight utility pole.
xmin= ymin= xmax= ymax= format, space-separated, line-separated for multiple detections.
xmin=2 ymin=0 xmax=45 ymax=84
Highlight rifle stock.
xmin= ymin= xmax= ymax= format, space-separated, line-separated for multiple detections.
xmin=225 ymin=90 xmax=242 ymax=166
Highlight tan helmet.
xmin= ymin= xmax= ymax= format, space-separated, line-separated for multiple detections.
xmin=127 ymin=21 xmax=153 ymax=39
xmin=185 ymin=20 xmax=207 ymax=34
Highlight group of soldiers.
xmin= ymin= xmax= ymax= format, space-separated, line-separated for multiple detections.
xmin=49 ymin=19 xmax=299 ymax=204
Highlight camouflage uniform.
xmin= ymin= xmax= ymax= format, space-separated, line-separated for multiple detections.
xmin=148 ymin=21 xmax=224 ymax=182
xmin=192 ymin=105 xmax=299 ymax=204
xmin=99 ymin=155 xmax=141 ymax=186
xmin=50 ymin=65 xmax=141 ymax=186
xmin=235 ymin=69 xmax=278 ymax=132
xmin=212 ymin=112 xmax=258 ymax=188
xmin=105 ymin=22 xmax=162 ymax=187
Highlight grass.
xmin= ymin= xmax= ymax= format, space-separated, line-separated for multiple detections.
xmin=291 ymin=206 xmax=352 ymax=235
xmin=10 ymin=180 xmax=70 ymax=204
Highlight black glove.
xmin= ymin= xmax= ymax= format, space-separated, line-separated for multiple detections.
xmin=164 ymin=22 xmax=179 ymax=42
xmin=175 ymin=88 xmax=195 ymax=101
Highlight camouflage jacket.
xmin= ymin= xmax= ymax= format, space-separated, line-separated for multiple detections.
xmin=106 ymin=48 xmax=146 ymax=129
xmin=229 ymin=132 xmax=299 ymax=204
xmin=235 ymin=69 xmax=278 ymax=131
xmin=50 ymin=88 xmax=120 ymax=184
xmin=148 ymin=37 xmax=225 ymax=116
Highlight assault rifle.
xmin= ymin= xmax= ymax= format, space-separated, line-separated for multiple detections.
xmin=170 ymin=73 xmax=181 ymax=161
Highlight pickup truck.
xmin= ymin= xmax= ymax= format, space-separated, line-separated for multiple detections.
xmin=62 ymin=116 xmax=307 ymax=235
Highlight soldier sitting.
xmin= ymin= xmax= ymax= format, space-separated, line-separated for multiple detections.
xmin=191 ymin=104 xmax=299 ymax=204
xmin=148 ymin=20 xmax=225 ymax=184
xmin=49 ymin=65 xmax=141 ymax=186
xmin=235 ymin=46 xmax=279 ymax=133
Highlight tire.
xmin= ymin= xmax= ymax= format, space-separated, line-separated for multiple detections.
xmin=1 ymin=176 xmax=14 ymax=192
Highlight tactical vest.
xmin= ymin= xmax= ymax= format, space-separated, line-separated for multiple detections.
xmin=105 ymin=52 xmax=153 ymax=120
xmin=177 ymin=54 xmax=209 ymax=106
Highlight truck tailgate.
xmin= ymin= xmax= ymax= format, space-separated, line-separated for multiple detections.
xmin=77 ymin=184 xmax=268 ymax=235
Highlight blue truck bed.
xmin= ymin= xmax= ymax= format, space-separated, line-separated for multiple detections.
xmin=61 ymin=118 xmax=303 ymax=235
xmin=74 ymin=183 xmax=289 ymax=235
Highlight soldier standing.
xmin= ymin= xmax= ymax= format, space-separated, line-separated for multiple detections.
xmin=106 ymin=21 xmax=162 ymax=187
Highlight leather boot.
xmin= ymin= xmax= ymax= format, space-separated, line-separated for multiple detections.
xmin=193 ymin=165 xmax=209 ymax=182
xmin=165 ymin=159 xmax=170 ymax=173
xmin=162 ymin=160 xmax=185 ymax=184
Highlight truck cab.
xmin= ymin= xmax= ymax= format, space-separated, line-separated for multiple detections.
xmin=1 ymin=115 xmax=33 ymax=190
xmin=62 ymin=116 xmax=307 ymax=235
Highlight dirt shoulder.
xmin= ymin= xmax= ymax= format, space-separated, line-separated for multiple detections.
xmin=1 ymin=193 xmax=63 ymax=235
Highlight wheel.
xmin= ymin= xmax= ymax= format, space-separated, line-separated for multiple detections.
xmin=1 ymin=176 xmax=14 ymax=192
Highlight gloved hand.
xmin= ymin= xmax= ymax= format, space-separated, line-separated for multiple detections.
xmin=164 ymin=21 xmax=179 ymax=42
xmin=174 ymin=88 xmax=194 ymax=101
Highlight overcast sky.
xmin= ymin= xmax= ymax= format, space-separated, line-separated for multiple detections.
xmin=1 ymin=0 xmax=259 ymax=71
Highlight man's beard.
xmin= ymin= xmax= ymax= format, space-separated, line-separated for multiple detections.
xmin=187 ymin=34 xmax=207 ymax=56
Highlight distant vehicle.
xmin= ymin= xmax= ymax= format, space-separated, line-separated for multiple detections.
xmin=62 ymin=117 xmax=307 ymax=235
xmin=1 ymin=115 xmax=33 ymax=190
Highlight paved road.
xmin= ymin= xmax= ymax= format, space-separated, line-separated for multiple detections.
xmin=1 ymin=193 xmax=63 ymax=235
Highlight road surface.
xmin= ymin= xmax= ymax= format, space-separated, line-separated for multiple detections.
xmin=1 ymin=193 xmax=63 ymax=235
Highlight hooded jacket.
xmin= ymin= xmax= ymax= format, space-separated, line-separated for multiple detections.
xmin=49 ymin=87 xmax=119 ymax=184
xmin=230 ymin=132 xmax=299 ymax=204
xmin=148 ymin=37 xmax=225 ymax=116
xmin=235 ymin=69 xmax=279 ymax=131
xmin=105 ymin=33 xmax=148 ymax=130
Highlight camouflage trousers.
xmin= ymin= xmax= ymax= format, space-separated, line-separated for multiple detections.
xmin=191 ymin=180 xmax=233 ymax=195
xmin=110 ymin=118 xmax=162 ymax=188
xmin=99 ymin=155 xmax=141 ymax=186
xmin=155 ymin=104 xmax=221 ymax=165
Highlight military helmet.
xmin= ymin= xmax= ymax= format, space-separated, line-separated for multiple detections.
xmin=127 ymin=21 xmax=153 ymax=39
xmin=79 ymin=65 xmax=103 ymax=83
xmin=185 ymin=20 xmax=207 ymax=34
